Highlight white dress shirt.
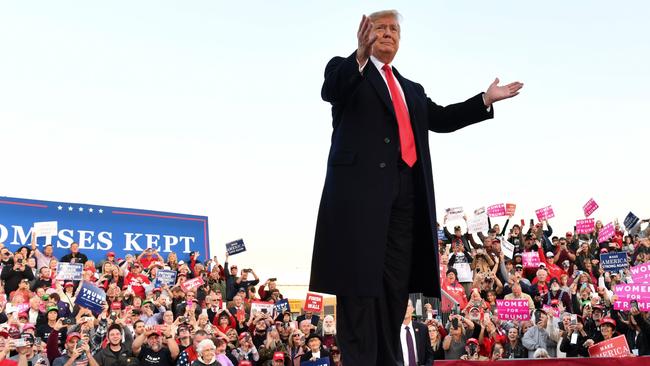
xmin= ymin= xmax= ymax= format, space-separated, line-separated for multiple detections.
xmin=400 ymin=321 xmax=418 ymax=365
xmin=359 ymin=55 xmax=408 ymax=107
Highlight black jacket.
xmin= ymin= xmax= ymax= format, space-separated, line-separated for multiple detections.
xmin=309 ymin=51 xmax=493 ymax=297
xmin=60 ymin=252 xmax=88 ymax=264
xmin=503 ymin=341 xmax=528 ymax=359
xmin=396 ymin=321 xmax=434 ymax=366
xmin=1 ymin=265 xmax=35 ymax=293
xmin=94 ymin=345 xmax=138 ymax=366
xmin=300 ymin=349 xmax=332 ymax=364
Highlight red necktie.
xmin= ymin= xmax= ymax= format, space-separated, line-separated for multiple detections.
xmin=382 ymin=64 xmax=417 ymax=167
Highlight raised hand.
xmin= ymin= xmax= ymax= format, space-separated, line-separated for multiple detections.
xmin=484 ymin=78 xmax=523 ymax=105
xmin=356 ymin=15 xmax=378 ymax=65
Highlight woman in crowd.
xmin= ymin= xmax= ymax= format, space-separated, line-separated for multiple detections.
xmin=287 ymin=329 xmax=306 ymax=366
xmin=428 ymin=323 xmax=445 ymax=359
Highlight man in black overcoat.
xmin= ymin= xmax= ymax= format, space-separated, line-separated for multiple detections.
xmin=309 ymin=9 xmax=523 ymax=366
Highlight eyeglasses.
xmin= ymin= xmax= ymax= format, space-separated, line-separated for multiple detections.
xmin=292 ymin=334 xmax=301 ymax=338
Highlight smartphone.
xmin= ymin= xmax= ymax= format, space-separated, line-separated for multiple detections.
xmin=520 ymin=219 xmax=525 ymax=227
xmin=630 ymin=300 xmax=639 ymax=312
xmin=15 ymin=338 xmax=28 ymax=347
xmin=570 ymin=314 xmax=577 ymax=326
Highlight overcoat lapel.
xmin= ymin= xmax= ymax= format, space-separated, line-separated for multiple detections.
xmin=364 ymin=61 xmax=395 ymax=117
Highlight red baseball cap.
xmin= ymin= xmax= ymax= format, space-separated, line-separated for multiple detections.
xmin=66 ymin=332 xmax=81 ymax=343
xmin=273 ymin=352 xmax=285 ymax=361
xmin=239 ymin=361 xmax=252 ymax=366
xmin=601 ymin=317 xmax=616 ymax=327
xmin=566 ymin=232 xmax=573 ymax=237
xmin=466 ymin=338 xmax=479 ymax=345
xmin=107 ymin=252 xmax=115 ymax=257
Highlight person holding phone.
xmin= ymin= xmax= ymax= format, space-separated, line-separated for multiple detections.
xmin=1 ymin=252 xmax=35 ymax=294
xmin=50 ymin=332 xmax=98 ymax=366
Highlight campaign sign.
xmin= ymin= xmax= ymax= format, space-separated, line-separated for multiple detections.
xmin=250 ymin=300 xmax=275 ymax=317
xmin=467 ymin=214 xmax=488 ymax=234
xmin=501 ymin=239 xmax=515 ymax=259
xmin=598 ymin=222 xmax=615 ymax=243
xmin=304 ymin=293 xmax=324 ymax=312
xmin=301 ymin=359 xmax=330 ymax=366
xmin=474 ymin=207 xmax=486 ymax=216
xmin=75 ymin=282 xmax=106 ymax=314
xmin=180 ymin=277 xmax=204 ymax=292
xmin=0 ymin=196 xmax=209 ymax=264
xmin=56 ymin=263 xmax=83 ymax=281
xmin=543 ymin=304 xmax=560 ymax=318
xmin=445 ymin=207 xmax=464 ymax=221
xmin=535 ymin=206 xmax=555 ymax=221
xmin=583 ymin=198 xmax=599 ymax=217
xmin=624 ymin=212 xmax=640 ymax=231
xmin=274 ymin=298 xmax=291 ymax=314
xmin=505 ymin=203 xmax=517 ymax=216
xmin=437 ymin=229 xmax=447 ymax=242
xmin=487 ymin=204 xmax=506 ymax=218
xmin=613 ymin=284 xmax=650 ymax=301
xmin=225 ymin=239 xmax=246 ymax=256
xmin=33 ymin=221 xmax=58 ymax=237
xmin=522 ymin=251 xmax=541 ymax=268
xmin=599 ymin=252 xmax=628 ymax=272
xmin=496 ymin=299 xmax=530 ymax=320
xmin=453 ymin=262 xmax=473 ymax=283
xmin=630 ymin=262 xmax=650 ymax=283
xmin=588 ymin=335 xmax=631 ymax=358
xmin=613 ymin=298 xmax=650 ymax=311
xmin=154 ymin=269 xmax=177 ymax=287
xmin=576 ymin=218 xmax=595 ymax=234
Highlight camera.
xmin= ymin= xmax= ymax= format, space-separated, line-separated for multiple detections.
xmin=17 ymin=258 xmax=23 ymax=264
xmin=468 ymin=343 xmax=478 ymax=356
xmin=451 ymin=318 xmax=459 ymax=329
xmin=179 ymin=316 xmax=189 ymax=323
xmin=62 ymin=318 xmax=74 ymax=325
xmin=110 ymin=311 xmax=118 ymax=320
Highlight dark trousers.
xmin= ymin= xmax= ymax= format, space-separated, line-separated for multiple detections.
xmin=337 ymin=162 xmax=414 ymax=366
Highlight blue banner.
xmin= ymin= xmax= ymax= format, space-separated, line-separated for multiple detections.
xmin=0 ymin=196 xmax=209 ymax=265
xmin=274 ymin=298 xmax=291 ymax=314
xmin=75 ymin=281 xmax=106 ymax=314
xmin=225 ymin=238 xmax=246 ymax=255
xmin=56 ymin=263 xmax=83 ymax=281
xmin=300 ymin=359 xmax=330 ymax=366
xmin=600 ymin=252 xmax=629 ymax=272
xmin=154 ymin=269 xmax=178 ymax=287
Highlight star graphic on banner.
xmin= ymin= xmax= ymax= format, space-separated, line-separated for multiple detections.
xmin=68 ymin=206 xmax=73 ymax=211
xmin=78 ymin=207 xmax=84 ymax=212
xmin=58 ymin=206 xmax=63 ymax=210
xmin=89 ymin=208 xmax=94 ymax=213
xmin=99 ymin=209 xmax=104 ymax=214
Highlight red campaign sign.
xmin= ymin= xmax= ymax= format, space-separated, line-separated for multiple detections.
xmin=304 ymin=293 xmax=323 ymax=312
xmin=588 ymin=335 xmax=631 ymax=358
xmin=598 ymin=222 xmax=615 ymax=243
xmin=180 ymin=276 xmax=205 ymax=292
xmin=535 ymin=205 xmax=555 ymax=221
xmin=487 ymin=204 xmax=506 ymax=218
xmin=583 ymin=198 xmax=599 ymax=217
xmin=505 ymin=203 xmax=516 ymax=216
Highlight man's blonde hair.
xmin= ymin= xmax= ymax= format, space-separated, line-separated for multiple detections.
xmin=368 ymin=9 xmax=402 ymax=23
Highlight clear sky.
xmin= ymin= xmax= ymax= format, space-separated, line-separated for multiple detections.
xmin=1 ymin=1 xmax=649 ymax=292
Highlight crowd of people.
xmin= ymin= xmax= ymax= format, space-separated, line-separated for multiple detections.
xmin=0 ymin=233 xmax=340 ymax=366
xmin=428 ymin=213 xmax=650 ymax=361
xmin=1 ymin=213 xmax=649 ymax=366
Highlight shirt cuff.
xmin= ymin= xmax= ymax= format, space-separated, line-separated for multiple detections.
xmin=357 ymin=58 xmax=368 ymax=73
xmin=482 ymin=93 xmax=492 ymax=112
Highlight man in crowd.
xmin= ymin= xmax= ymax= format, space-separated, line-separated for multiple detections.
xmin=132 ymin=325 xmax=179 ymax=366
xmin=93 ymin=324 xmax=136 ymax=366
xmin=60 ymin=243 xmax=88 ymax=264
xmin=1 ymin=252 xmax=35 ymax=294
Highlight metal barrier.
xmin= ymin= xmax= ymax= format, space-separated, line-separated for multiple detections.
xmin=410 ymin=289 xmax=458 ymax=326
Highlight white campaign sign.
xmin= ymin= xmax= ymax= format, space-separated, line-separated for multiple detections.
xmin=468 ymin=214 xmax=489 ymax=234
xmin=454 ymin=262 xmax=473 ymax=283
xmin=501 ymin=238 xmax=515 ymax=259
xmin=33 ymin=221 xmax=58 ymax=237
xmin=446 ymin=207 xmax=465 ymax=221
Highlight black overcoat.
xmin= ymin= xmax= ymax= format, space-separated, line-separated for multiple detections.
xmin=309 ymin=51 xmax=493 ymax=297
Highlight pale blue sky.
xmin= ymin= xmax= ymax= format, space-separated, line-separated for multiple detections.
xmin=2 ymin=1 xmax=649 ymax=290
